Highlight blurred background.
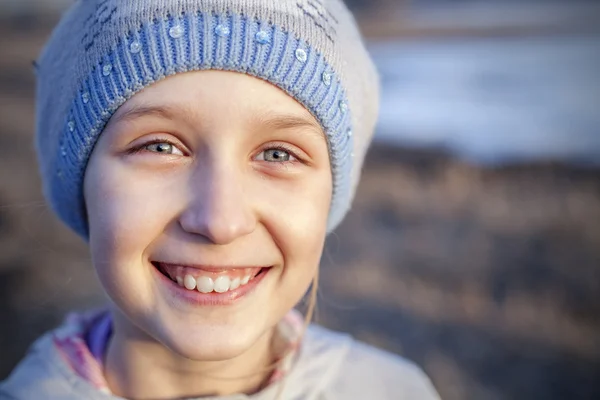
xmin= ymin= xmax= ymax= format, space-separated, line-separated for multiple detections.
xmin=1 ymin=0 xmax=599 ymax=399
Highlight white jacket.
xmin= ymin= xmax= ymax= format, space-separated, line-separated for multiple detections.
xmin=1 ymin=321 xmax=440 ymax=400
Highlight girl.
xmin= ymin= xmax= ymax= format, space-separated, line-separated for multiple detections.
xmin=1 ymin=0 xmax=440 ymax=399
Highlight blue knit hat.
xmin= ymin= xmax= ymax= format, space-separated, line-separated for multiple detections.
xmin=34 ymin=0 xmax=380 ymax=238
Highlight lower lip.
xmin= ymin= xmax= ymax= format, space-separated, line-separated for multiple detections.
xmin=152 ymin=264 xmax=270 ymax=306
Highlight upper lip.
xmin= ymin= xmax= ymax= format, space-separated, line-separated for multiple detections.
xmin=153 ymin=261 xmax=269 ymax=271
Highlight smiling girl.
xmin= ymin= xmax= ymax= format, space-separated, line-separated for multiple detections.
xmin=1 ymin=1 xmax=439 ymax=399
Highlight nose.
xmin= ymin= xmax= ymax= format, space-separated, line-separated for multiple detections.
xmin=178 ymin=164 xmax=256 ymax=245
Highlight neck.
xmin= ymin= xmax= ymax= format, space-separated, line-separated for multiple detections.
xmin=104 ymin=310 xmax=276 ymax=399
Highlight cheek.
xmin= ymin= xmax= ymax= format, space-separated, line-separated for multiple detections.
xmin=84 ymin=156 xmax=183 ymax=271
xmin=253 ymin=170 xmax=331 ymax=293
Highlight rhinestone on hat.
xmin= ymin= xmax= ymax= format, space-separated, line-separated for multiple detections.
xmin=255 ymin=30 xmax=270 ymax=45
xmin=60 ymin=146 xmax=67 ymax=157
xmin=67 ymin=121 xmax=75 ymax=132
xmin=347 ymin=128 xmax=353 ymax=138
xmin=322 ymin=71 xmax=332 ymax=86
xmin=215 ymin=24 xmax=230 ymax=37
xmin=338 ymin=100 xmax=348 ymax=114
xmin=129 ymin=41 xmax=141 ymax=54
xmin=102 ymin=64 xmax=112 ymax=76
xmin=169 ymin=24 xmax=184 ymax=39
xmin=295 ymin=48 xmax=307 ymax=63
xmin=82 ymin=92 xmax=90 ymax=104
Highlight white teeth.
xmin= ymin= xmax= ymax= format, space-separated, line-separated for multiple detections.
xmin=174 ymin=272 xmax=256 ymax=293
xmin=183 ymin=274 xmax=196 ymax=290
xmin=229 ymin=277 xmax=241 ymax=291
xmin=196 ymin=276 xmax=214 ymax=293
xmin=214 ymin=276 xmax=231 ymax=293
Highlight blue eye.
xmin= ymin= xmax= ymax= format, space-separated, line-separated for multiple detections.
xmin=144 ymin=142 xmax=184 ymax=155
xmin=263 ymin=149 xmax=291 ymax=162
xmin=255 ymin=146 xmax=298 ymax=162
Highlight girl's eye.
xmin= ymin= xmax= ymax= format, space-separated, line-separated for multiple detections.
xmin=143 ymin=142 xmax=184 ymax=156
xmin=256 ymin=147 xmax=296 ymax=163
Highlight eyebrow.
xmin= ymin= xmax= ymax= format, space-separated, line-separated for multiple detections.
xmin=111 ymin=104 xmax=180 ymax=125
xmin=253 ymin=111 xmax=325 ymax=138
xmin=111 ymin=104 xmax=324 ymax=138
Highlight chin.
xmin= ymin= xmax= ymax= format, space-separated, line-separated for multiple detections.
xmin=154 ymin=316 xmax=270 ymax=362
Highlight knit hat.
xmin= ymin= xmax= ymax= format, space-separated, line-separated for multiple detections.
xmin=35 ymin=0 xmax=380 ymax=238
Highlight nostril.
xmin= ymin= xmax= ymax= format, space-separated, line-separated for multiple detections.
xmin=178 ymin=196 xmax=256 ymax=245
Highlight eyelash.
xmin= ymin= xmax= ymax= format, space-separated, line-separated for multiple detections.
xmin=127 ymin=138 xmax=181 ymax=155
xmin=128 ymin=138 xmax=302 ymax=163
xmin=259 ymin=143 xmax=301 ymax=163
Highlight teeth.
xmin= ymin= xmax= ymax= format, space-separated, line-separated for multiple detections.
xmin=196 ymin=276 xmax=214 ymax=293
xmin=214 ymin=276 xmax=231 ymax=293
xmin=229 ymin=277 xmax=241 ymax=290
xmin=170 ymin=270 xmax=264 ymax=293
xmin=183 ymin=274 xmax=196 ymax=290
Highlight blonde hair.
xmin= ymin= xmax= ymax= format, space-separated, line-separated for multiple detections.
xmin=272 ymin=270 xmax=319 ymax=398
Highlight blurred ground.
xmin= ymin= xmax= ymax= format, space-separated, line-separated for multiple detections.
xmin=321 ymin=147 xmax=600 ymax=399
xmin=1 ymin=4 xmax=600 ymax=400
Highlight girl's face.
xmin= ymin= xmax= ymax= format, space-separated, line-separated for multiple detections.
xmin=83 ymin=71 xmax=331 ymax=360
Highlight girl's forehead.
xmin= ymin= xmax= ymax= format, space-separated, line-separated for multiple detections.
xmin=112 ymin=70 xmax=320 ymax=127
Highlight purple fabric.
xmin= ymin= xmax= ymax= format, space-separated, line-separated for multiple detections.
xmin=84 ymin=311 xmax=112 ymax=366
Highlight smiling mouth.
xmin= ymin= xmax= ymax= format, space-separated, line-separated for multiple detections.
xmin=152 ymin=262 xmax=267 ymax=294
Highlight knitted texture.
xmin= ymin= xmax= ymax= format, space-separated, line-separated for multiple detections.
xmin=35 ymin=0 xmax=380 ymax=238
